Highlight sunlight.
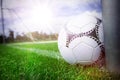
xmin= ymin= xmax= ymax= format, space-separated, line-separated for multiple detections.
xmin=31 ymin=5 xmax=53 ymax=26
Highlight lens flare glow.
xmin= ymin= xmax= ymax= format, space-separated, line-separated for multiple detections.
xmin=31 ymin=5 xmax=53 ymax=26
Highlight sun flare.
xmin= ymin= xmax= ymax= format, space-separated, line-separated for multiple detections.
xmin=31 ymin=5 xmax=53 ymax=26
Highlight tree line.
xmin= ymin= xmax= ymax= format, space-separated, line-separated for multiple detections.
xmin=0 ymin=30 xmax=58 ymax=43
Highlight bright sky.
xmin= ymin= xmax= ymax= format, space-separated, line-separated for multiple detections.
xmin=0 ymin=0 xmax=102 ymax=36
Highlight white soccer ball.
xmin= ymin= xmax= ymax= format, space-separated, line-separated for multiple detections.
xmin=58 ymin=14 xmax=104 ymax=65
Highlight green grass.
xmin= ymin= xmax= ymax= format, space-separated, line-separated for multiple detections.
xmin=11 ymin=42 xmax=59 ymax=52
xmin=0 ymin=42 xmax=120 ymax=80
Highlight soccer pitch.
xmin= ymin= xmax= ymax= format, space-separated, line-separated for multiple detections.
xmin=0 ymin=41 xmax=119 ymax=80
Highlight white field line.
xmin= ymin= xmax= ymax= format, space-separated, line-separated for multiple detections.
xmin=7 ymin=45 xmax=62 ymax=60
xmin=8 ymin=40 xmax=57 ymax=45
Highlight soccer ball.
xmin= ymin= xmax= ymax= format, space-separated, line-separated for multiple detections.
xmin=58 ymin=14 xmax=104 ymax=65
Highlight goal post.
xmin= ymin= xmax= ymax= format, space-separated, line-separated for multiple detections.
xmin=102 ymin=0 xmax=120 ymax=73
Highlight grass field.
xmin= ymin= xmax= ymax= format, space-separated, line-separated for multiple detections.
xmin=0 ymin=41 xmax=120 ymax=80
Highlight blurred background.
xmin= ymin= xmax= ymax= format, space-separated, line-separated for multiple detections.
xmin=0 ymin=0 xmax=102 ymax=43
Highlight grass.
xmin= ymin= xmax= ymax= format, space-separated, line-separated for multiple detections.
xmin=0 ymin=41 xmax=120 ymax=80
xmin=10 ymin=42 xmax=59 ymax=52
